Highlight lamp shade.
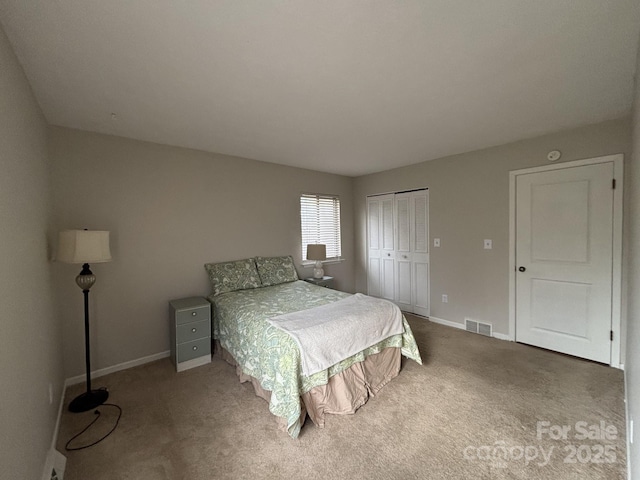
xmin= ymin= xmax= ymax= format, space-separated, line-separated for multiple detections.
xmin=306 ymin=244 xmax=326 ymax=261
xmin=57 ymin=230 xmax=112 ymax=264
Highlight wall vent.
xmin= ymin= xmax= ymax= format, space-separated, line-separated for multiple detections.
xmin=465 ymin=318 xmax=492 ymax=337
xmin=465 ymin=319 xmax=478 ymax=333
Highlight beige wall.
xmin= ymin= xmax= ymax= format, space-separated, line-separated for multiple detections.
xmin=625 ymin=34 xmax=640 ymax=479
xmin=0 ymin=25 xmax=62 ymax=480
xmin=354 ymin=118 xmax=631 ymax=341
xmin=49 ymin=127 xmax=355 ymax=377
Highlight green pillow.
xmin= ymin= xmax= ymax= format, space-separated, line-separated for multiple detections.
xmin=204 ymin=258 xmax=261 ymax=296
xmin=255 ymin=255 xmax=299 ymax=287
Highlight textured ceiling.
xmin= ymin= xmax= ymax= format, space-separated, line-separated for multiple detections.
xmin=1 ymin=1 xmax=639 ymax=176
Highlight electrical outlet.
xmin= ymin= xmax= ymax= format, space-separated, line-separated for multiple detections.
xmin=442 ymin=294 xmax=448 ymax=303
xmin=484 ymin=239 xmax=492 ymax=249
xmin=434 ymin=238 xmax=440 ymax=247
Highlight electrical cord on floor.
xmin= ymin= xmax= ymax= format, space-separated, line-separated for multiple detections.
xmin=65 ymin=403 xmax=122 ymax=451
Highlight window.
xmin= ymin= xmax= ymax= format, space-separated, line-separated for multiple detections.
xmin=300 ymin=193 xmax=342 ymax=262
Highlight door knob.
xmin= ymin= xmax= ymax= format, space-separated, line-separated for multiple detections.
xmin=518 ymin=266 xmax=526 ymax=272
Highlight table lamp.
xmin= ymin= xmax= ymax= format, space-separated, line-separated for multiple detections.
xmin=306 ymin=244 xmax=326 ymax=279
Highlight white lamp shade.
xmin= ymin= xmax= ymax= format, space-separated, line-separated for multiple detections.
xmin=57 ymin=230 xmax=112 ymax=264
xmin=306 ymin=244 xmax=327 ymax=261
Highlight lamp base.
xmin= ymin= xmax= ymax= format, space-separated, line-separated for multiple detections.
xmin=68 ymin=389 xmax=109 ymax=413
xmin=313 ymin=260 xmax=324 ymax=279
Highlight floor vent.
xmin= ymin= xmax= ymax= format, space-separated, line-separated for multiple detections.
xmin=465 ymin=318 xmax=492 ymax=337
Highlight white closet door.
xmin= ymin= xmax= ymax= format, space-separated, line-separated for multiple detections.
xmin=368 ymin=190 xmax=429 ymax=316
xmin=395 ymin=193 xmax=414 ymax=312
xmin=367 ymin=197 xmax=382 ymax=298
xmin=367 ymin=194 xmax=395 ymax=301
xmin=412 ymin=191 xmax=430 ymax=317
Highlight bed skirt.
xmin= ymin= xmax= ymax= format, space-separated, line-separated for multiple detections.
xmin=215 ymin=340 xmax=401 ymax=434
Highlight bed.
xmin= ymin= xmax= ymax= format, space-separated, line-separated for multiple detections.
xmin=205 ymin=256 xmax=422 ymax=438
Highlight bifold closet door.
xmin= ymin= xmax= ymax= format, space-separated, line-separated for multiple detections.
xmin=395 ymin=191 xmax=430 ymax=316
xmin=367 ymin=194 xmax=396 ymax=302
xmin=395 ymin=193 xmax=413 ymax=312
xmin=367 ymin=191 xmax=429 ymax=317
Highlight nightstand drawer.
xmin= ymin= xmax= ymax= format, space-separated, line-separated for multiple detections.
xmin=177 ymin=337 xmax=211 ymax=363
xmin=176 ymin=305 xmax=210 ymax=325
xmin=176 ymin=319 xmax=210 ymax=344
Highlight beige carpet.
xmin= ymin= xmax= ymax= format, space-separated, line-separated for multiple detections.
xmin=57 ymin=316 xmax=626 ymax=479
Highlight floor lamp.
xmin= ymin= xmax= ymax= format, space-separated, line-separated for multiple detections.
xmin=57 ymin=229 xmax=112 ymax=413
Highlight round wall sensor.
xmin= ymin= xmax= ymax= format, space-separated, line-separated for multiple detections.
xmin=547 ymin=150 xmax=561 ymax=162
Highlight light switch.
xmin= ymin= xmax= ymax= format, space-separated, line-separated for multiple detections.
xmin=434 ymin=238 xmax=440 ymax=247
xmin=484 ymin=239 xmax=492 ymax=250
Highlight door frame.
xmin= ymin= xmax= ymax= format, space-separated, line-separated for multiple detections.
xmin=508 ymin=154 xmax=623 ymax=367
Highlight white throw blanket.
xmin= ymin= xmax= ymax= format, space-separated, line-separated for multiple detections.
xmin=267 ymin=293 xmax=404 ymax=377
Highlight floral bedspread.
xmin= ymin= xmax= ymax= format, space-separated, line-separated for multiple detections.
xmin=209 ymin=280 xmax=422 ymax=438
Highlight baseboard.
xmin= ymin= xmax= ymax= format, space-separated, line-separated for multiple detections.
xmin=64 ymin=350 xmax=170 ymax=387
xmin=41 ymin=372 xmax=69 ymax=480
xmin=41 ymin=447 xmax=66 ymax=480
xmin=51 ymin=381 xmax=66 ymax=458
xmin=428 ymin=316 xmax=512 ymax=341
xmin=492 ymin=332 xmax=514 ymax=341
xmin=428 ymin=316 xmax=465 ymax=330
xmin=624 ymin=368 xmax=631 ymax=480
xmin=41 ymin=449 xmax=54 ymax=480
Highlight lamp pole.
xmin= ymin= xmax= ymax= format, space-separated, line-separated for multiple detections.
xmin=68 ymin=262 xmax=109 ymax=412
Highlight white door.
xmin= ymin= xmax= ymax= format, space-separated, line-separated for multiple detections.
xmin=411 ymin=191 xmax=430 ymax=317
xmin=515 ymin=162 xmax=614 ymax=363
xmin=368 ymin=190 xmax=429 ymax=316
xmin=395 ymin=193 xmax=413 ymax=312
xmin=367 ymin=194 xmax=395 ymax=302
xmin=394 ymin=191 xmax=430 ymax=315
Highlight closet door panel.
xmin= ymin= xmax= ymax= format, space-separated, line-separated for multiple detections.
xmin=368 ymin=257 xmax=381 ymax=298
xmin=396 ymin=195 xmax=411 ymax=253
xmin=396 ymin=258 xmax=413 ymax=310
xmin=381 ymin=197 xmax=395 ymax=252
xmin=368 ymin=194 xmax=395 ymax=299
xmin=395 ymin=193 xmax=413 ymax=311
xmin=411 ymin=191 xmax=430 ymax=316
xmin=414 ymin=261 xmax=430 ymax=317
xmin=413 ymin=193 xmax=429 ymax=254
xmin=367 ymin=198 xmax=381 ymax=297
xmin=382 ymin=257 xmax=396 ymax=301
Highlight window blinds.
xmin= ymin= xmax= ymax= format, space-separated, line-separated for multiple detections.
xmin=300 ymin=194 xmax=342 ymax=261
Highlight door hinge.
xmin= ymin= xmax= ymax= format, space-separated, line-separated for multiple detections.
xmin=612 ymin=179 xmax=616 ymax=189
xmin=610 ymin=330 xmax=614 ymax=341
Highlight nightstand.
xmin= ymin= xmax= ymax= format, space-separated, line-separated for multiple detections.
xmin=169 ymin=296 xmax=212 ymax=372
xmin=304 ymin=276 xmax=334 ymax=289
